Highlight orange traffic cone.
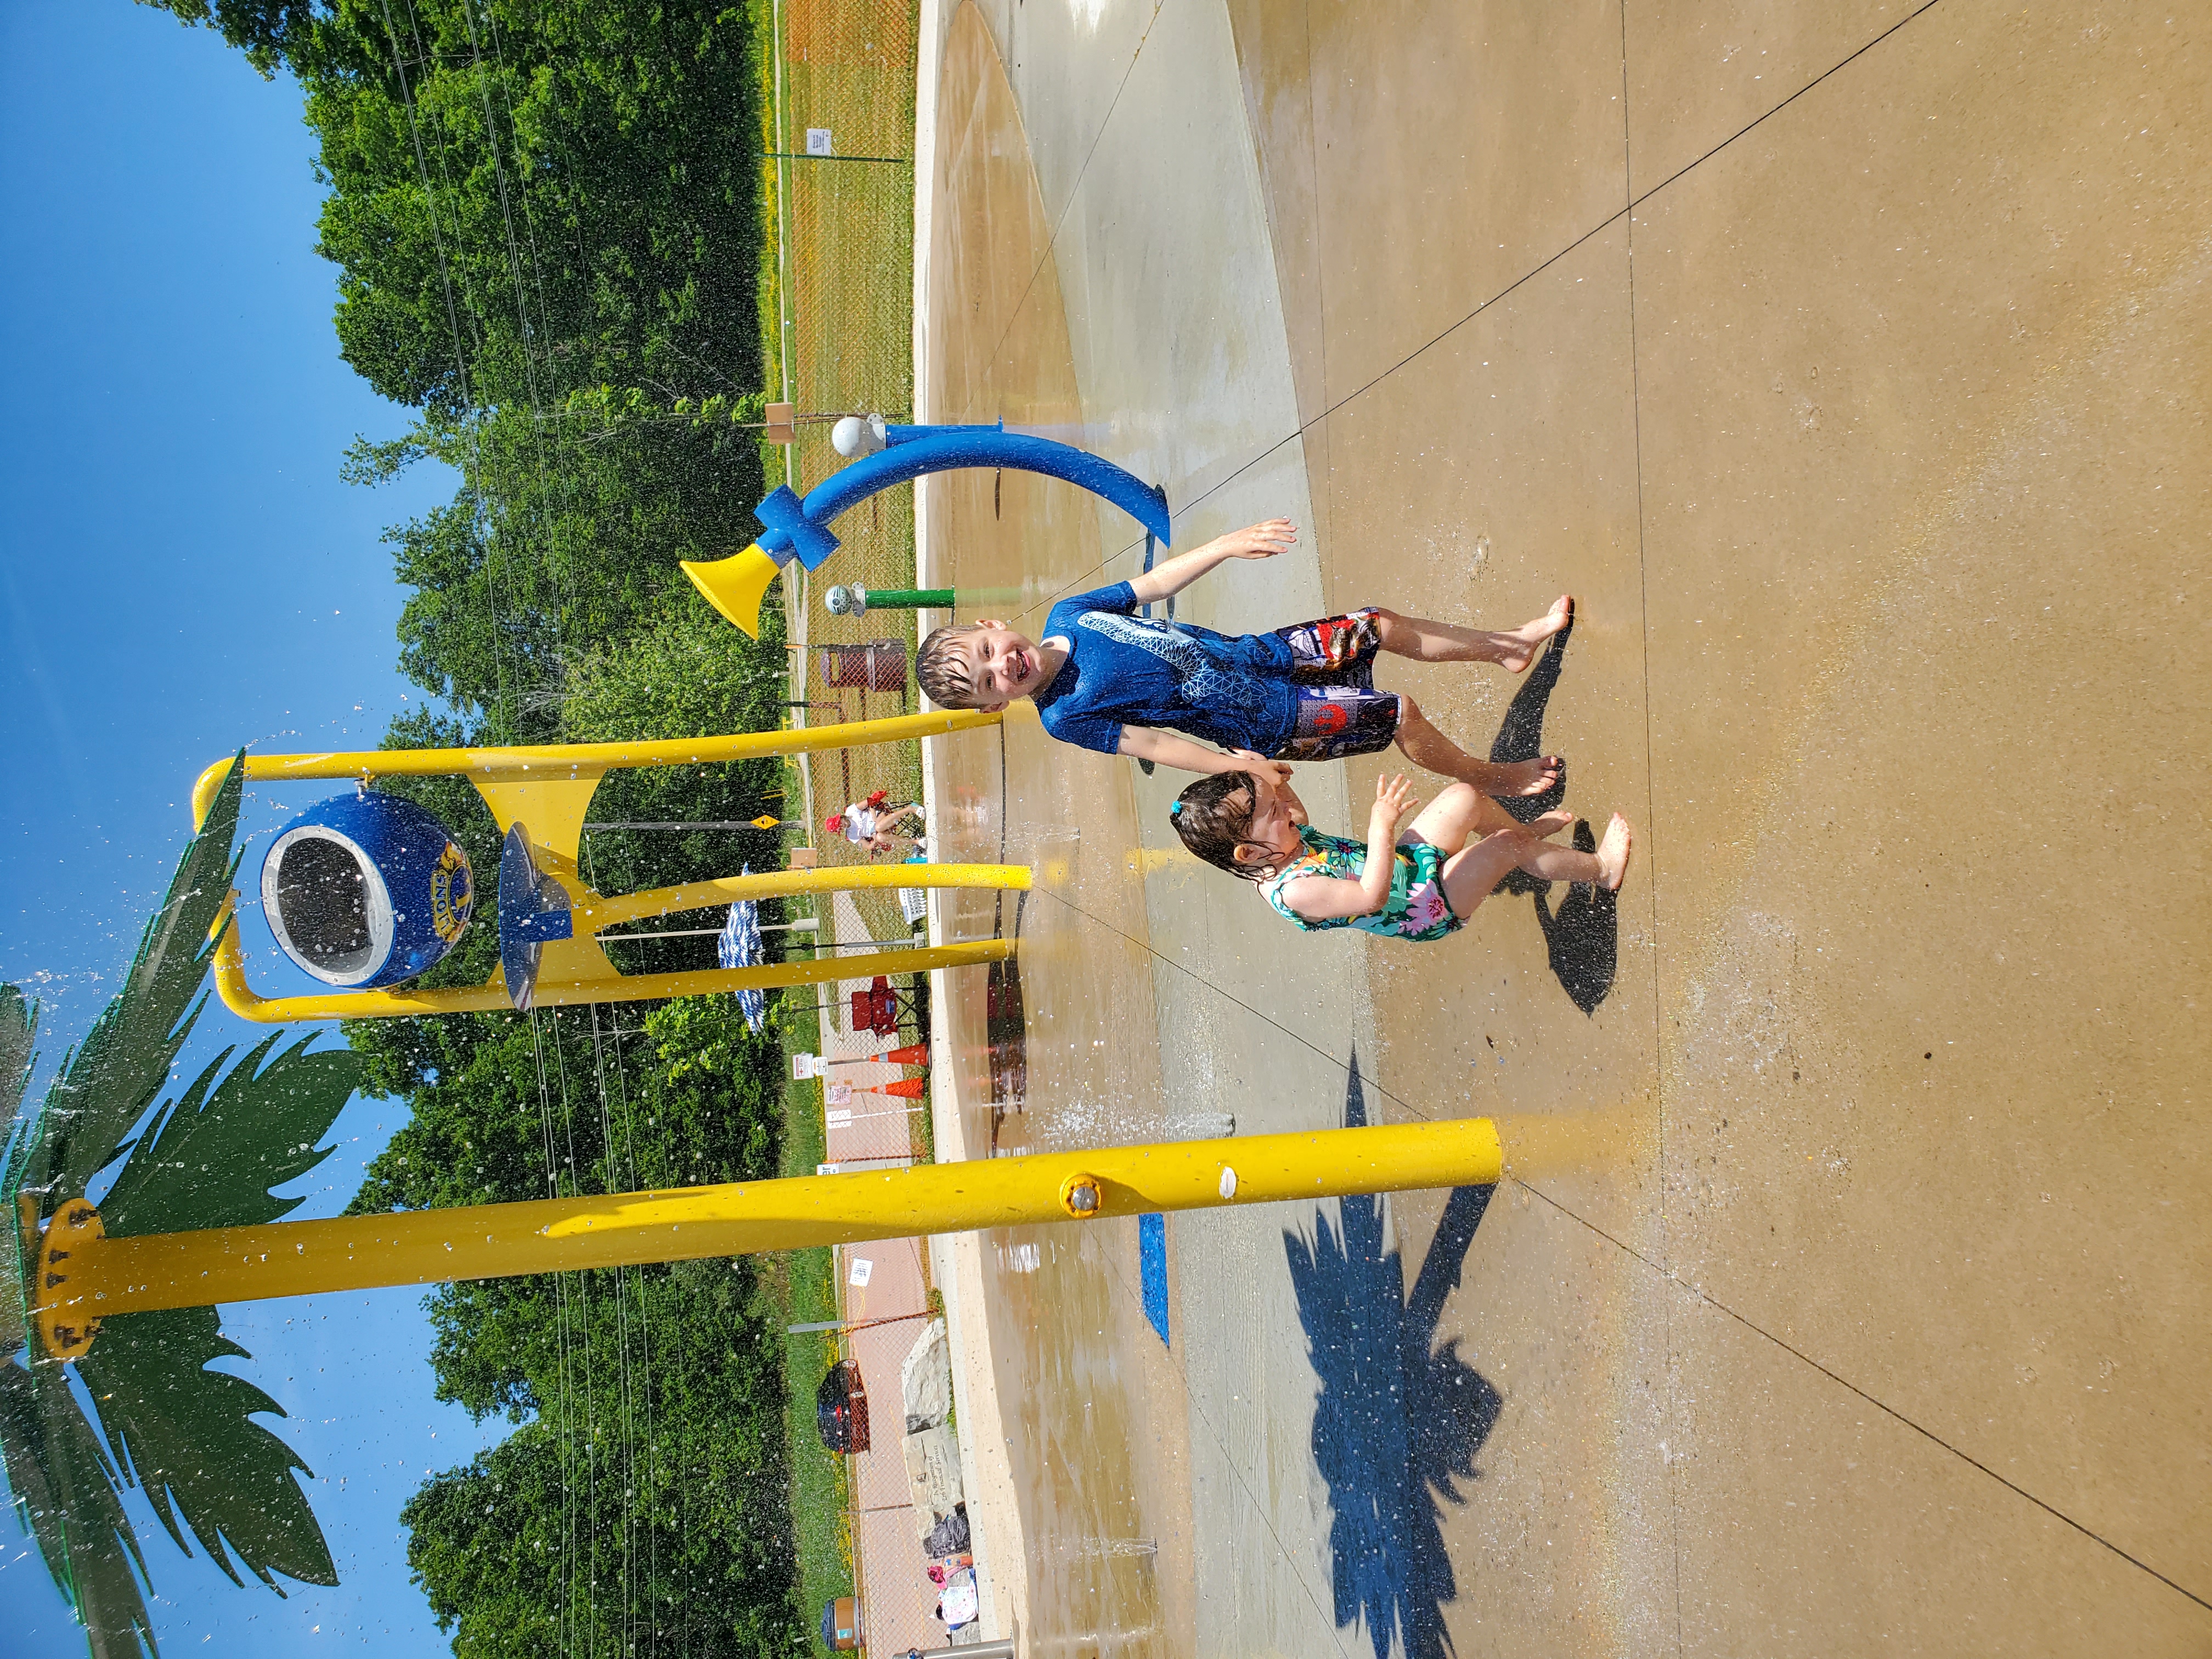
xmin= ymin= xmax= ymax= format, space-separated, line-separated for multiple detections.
xmin=825 ymin=1043 xmax=930 ymax=1068
xmin=858 ymin=1077 xmax=928 ymax=1099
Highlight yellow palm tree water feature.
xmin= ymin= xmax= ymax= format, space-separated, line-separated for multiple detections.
xmin=193 ymin=707 xmax=1025 ymax=1020
xmin=5 ymin=748 xmax=1514 ymax=1657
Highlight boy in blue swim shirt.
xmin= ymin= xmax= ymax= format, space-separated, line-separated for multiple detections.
xmin=915 ymin=518 xmax=1569 ymax=795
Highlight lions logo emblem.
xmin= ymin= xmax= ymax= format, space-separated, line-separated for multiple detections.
xmin=430 ymin=842 xmax=474 ymax=941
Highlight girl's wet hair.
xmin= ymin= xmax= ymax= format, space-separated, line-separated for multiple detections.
xmin=1171 ymin=771 xmax=1278 ymax=881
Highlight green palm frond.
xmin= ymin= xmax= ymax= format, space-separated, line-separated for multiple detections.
xmin=35 ymin=755 xmax=245 ymax=1211
xmin=2 ymin=984 xmax=38 ymax=1358
xmin=1 ymin=751 xmax=362 ymax=1655
xmin=100 ymin=1031 xmax=360 ymax=1239
xmin=0 ymin=1358 xmax=157 ymax=1659
xmin=77 ymin=1307 xmax=337 ymax=1593
xmin=0 ymin=982 xmax=35 ymax=1125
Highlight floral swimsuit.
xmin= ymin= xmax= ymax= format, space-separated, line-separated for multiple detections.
xmin=1259 ymin=826 xmax=1463 ymax=943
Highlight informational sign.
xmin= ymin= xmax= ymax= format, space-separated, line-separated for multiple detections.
xmin=792 ymin=1052 xmax=822 ymax=1081
xmin=847 ymin=1256 xmax=873 ymax=1288
xmin=825 ymin=1081 xmax=854 ymax=1106
xmin=805 ymin=127 xmax=833 ymax=156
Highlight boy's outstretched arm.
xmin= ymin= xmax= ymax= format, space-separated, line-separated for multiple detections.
xmin=1116 ymin=727 xmax=1294 ymax=778
xmin=1126 ymin=519 xmax=1296 ymax=605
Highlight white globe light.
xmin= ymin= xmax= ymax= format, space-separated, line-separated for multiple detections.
xmin=831 ymin=415 xmax=887 ymax=458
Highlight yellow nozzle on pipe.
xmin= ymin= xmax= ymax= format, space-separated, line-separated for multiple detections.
xmin=681 ymin=544 xmax=784 ymax=638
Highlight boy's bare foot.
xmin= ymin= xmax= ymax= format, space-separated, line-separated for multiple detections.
xmin=1480 ymin=754 xmax=1562 ymax=797
xmin=1595 ymin=812 xmax=1634 ymax=891
xmin=1497 ymin=595 xmax=1575 ymax=673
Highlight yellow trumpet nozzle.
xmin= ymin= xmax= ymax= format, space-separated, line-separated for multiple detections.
xmin=681 ymin=545 xmax=783 ymax=638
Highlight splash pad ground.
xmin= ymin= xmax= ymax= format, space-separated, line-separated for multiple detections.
xmin=910 ymin=2 xmax=2210 ymax=1654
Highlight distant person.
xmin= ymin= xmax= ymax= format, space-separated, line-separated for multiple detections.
xmin=826 ymin=789 xmax=923 ymax=857
xmin=913 ymin=518 xmax=1568 ymax=794
xmin=1171 ymin=767 xmax=1632 ymax=941
xmin=932 ymin=1564 xmax=979 ymax=1632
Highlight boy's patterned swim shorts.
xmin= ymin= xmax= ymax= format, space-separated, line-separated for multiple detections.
xmin=1276 ymin=607 xmax=1384 ymax=680
xmin=1271 ymin=607 xmax=1402 ymax=760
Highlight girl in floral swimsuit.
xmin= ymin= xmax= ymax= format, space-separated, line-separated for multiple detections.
xmin=1169 ymin=766 xmax=1632 ymax=939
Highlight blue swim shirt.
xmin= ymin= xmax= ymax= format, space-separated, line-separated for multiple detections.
xmin=1031 ymin=582 xmax=1299 ymax=756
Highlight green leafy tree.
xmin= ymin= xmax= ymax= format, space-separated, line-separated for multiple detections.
xmin=354 ymin=997 xmax=799 ymax=1655
xmin=127 ymin=7 xmax=821 ymax=1650
xmin=138 ymin=0 xmax=325 ymax=78
xmin=149 ymin=0 xmax=766 ymax=419
xmin=156 ymin=0 xmax=779 ymax=755
xmin=346 ymin=407 xmax=771 ymax=741
xmin=402 ymin=1267 xmax=800 ymax=1659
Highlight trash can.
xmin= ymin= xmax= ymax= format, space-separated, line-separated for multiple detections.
xmin=819 ymin=1595 xmax=860 ymax=1651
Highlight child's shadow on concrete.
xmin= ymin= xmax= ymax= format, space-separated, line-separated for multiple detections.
xmin=1488 ymin=617 xmax=1620 ymax=1014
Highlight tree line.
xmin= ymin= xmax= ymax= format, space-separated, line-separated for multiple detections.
xmin=150 ymin=0 xmax=809 ymax=1650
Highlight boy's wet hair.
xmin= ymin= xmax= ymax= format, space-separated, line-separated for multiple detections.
xmin=1171 ymin=771 xmax=1277 ymax=882
xmin=917 ymin=625 xmax=984 ymax=708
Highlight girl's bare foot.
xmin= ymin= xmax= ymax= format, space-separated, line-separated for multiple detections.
xmin=1479 ymin=754 xmax=1562 ymax=797
xmin=1595 ymin=812 xmax=1634 ymax=891
xmin=1497 ymin=595 xmax=1575 ymax=673
xmin=1517 ymin=809 xmax=1575 ymax=838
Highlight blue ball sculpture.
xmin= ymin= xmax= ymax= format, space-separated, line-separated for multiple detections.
xmin=260 ymin=791 xmax=474 ymax=988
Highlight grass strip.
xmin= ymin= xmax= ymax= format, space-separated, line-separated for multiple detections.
xmin=771 ymin=995 xmax=855 ymax=1651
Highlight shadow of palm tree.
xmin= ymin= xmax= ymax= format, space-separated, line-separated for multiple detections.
xmin=1486 ymin=616 xmax=1620 ymax=1013
xmin=1284 ymin=1057 xmax=1500 ymax=1659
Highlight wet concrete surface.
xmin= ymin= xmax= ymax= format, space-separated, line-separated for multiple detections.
xmin=918 ymin=0 xmax=2211 ymax=1652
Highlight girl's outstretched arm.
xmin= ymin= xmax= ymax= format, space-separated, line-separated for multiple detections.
xmin=1127 ymin=520 xmax=1296 ymax=603
xmin=1357 ymin=775 xmax=1417 ymax=907
xmin=1278 ymin=774 xmax=1416 ymax=922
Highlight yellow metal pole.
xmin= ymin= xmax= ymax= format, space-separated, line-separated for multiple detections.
xmin=33 ymin=1120 xmax=1503 ymax=1348
xmin=189 ymin=708 xmax=1003 ymax=828
xmin=579 ymin=861 xmax=1029 ymax=929
xmin=210 ymin=925 xmax=1013 ymax=1023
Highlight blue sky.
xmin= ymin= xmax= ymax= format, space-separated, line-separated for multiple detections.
xmin=0 ymin=0 xmax=504 ymax=1650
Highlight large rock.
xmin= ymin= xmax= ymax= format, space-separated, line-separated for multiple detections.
xmin=904 ymin=1424 xmax=966 ymax=1539
xmin=900 ymin=1314 xmax=953 ymax=1431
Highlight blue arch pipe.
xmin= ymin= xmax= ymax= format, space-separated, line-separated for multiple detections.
xmin=751 ymin=423 xmax=1171 ymax=571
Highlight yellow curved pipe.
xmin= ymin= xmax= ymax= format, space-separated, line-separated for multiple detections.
xmin=582 ymin=861 xmax=1030 ymax=929
xmin=188 ymin=707 xmax=1003 ymax=828
xmin=680 ymin=544 xmax=785 ymax=637
xmin=212 ymin=916 xmax=1013 ymax=1023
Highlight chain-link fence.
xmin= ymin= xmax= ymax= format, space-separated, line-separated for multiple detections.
xmin=826 ymin=1245 xmax=979 ymax=1655
xmin=758 ymin=18 xmax=975 ymax=1637
xmin=763 ymin=0 xmax=928 ymax=966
